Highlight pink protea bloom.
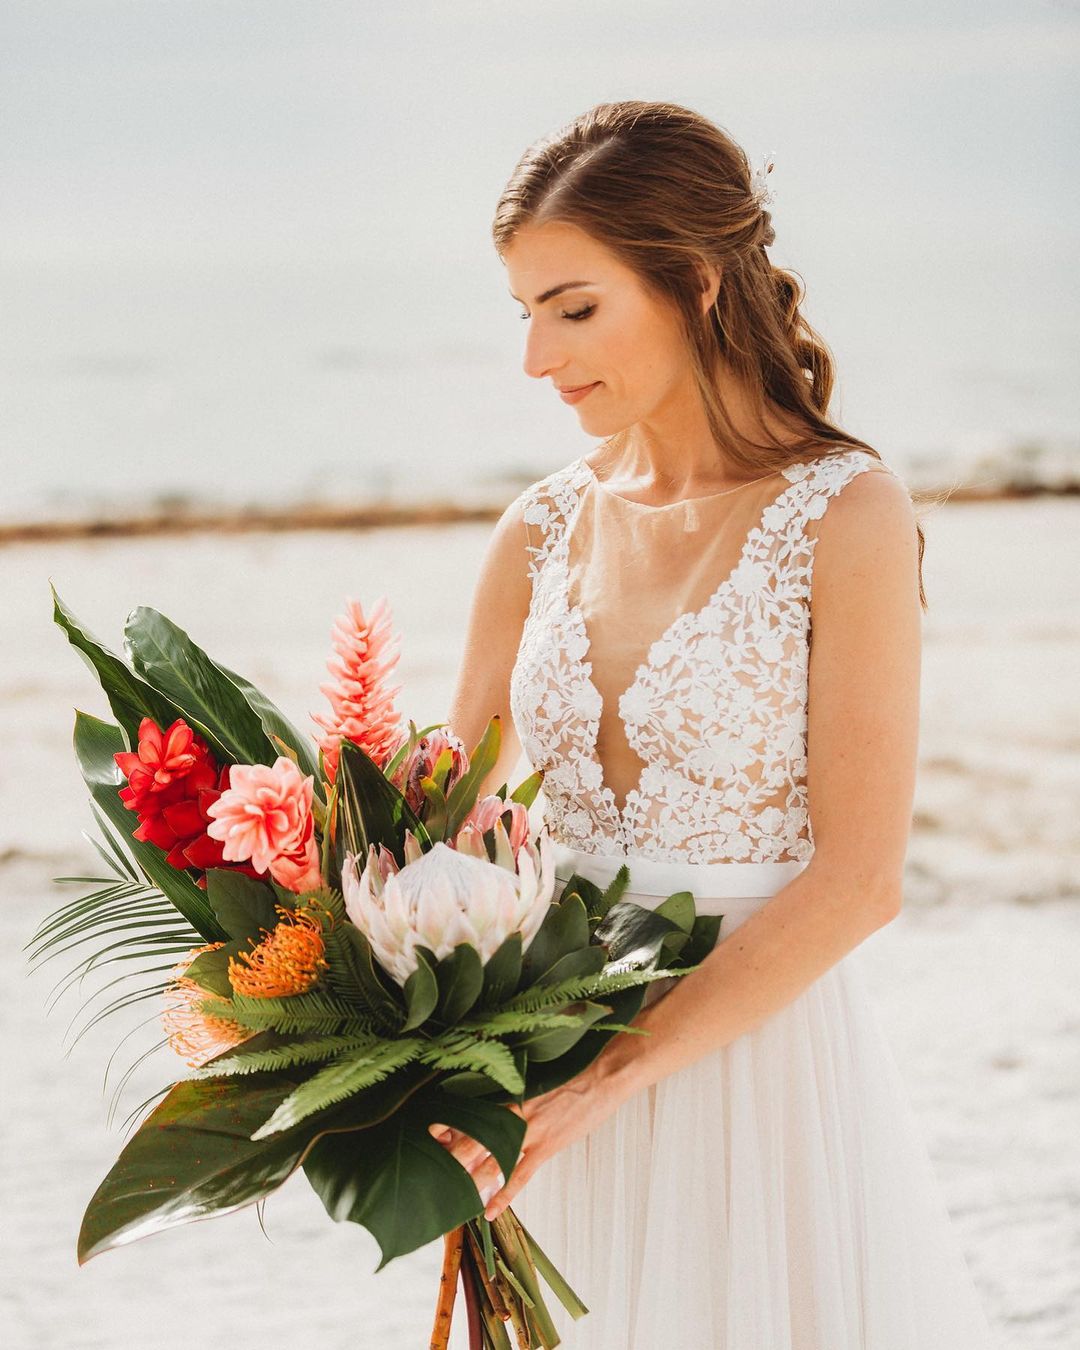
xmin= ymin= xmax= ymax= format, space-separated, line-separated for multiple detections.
xmin=389 ymin=726 xmax=471 ymax=816
xmin=453 ymin=795 xmax=530 ymax=860
xmin=203 ymin=757 xmax=321 ymax=891
xmin=311 ymin=596 xmax=405 ymax=787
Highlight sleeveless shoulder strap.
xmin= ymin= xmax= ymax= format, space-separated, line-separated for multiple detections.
xmin=755 ymin=448 xmax=897 ymax=593
xmin=511 ymin=458 xmax=593 ymax=582
xmin=780 ymin=448 xmax=896 ymax=532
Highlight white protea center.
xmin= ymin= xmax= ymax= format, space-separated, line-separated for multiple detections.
xmin=342 ymin=824 xmax=556 ymax=985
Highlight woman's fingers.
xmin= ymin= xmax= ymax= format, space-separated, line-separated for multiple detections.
xmin=427 ymin=1122 xmax=497 ymax=1180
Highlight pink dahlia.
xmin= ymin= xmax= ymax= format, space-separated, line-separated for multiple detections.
xmin=311 ymin=596 xmax=404 ymax=787
xmin=203 ymin=756 xmax=323 ymax=893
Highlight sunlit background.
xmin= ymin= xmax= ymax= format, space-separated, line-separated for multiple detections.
xmin=2 ymin=5 xmax=1078 ymax=1348
xmin=2 ymin=0 xmax=1078 ymax=523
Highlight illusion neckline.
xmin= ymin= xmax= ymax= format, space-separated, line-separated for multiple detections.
xmin=580 ymin=455 xmax=783 ymax=511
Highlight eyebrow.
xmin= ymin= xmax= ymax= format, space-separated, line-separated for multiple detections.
xmin=508 ymin=280 xmax=594 ymax=307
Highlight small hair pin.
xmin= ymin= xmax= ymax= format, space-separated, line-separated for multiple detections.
xmin=749 ymin=152 xmax=776 ymax=208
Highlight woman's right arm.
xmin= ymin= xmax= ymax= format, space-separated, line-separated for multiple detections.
xmin=445 ymin=494 xmax=534 ymax=800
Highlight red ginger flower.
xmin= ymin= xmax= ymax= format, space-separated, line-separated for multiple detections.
xmin=311 ymin=596 xmax=404 ymax=787
xmin=114 ymin=716 xmax=264 ymax=890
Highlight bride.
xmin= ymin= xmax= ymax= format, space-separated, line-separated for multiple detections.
xmin=431 ymin=100 xmax=998 ymax=1348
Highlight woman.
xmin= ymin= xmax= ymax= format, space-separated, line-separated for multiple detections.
xmin=433 ymin=101 xmax=998 ymax=1348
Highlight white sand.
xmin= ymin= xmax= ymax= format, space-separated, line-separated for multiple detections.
xmin=2 ymin=497 xmax=1077 ymax=1348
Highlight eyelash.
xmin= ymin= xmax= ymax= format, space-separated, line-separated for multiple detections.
xmin=518 ymin=304 xmax=595 ymax=323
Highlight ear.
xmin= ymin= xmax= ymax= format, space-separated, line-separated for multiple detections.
xmin=698 ymin=261 xmax=722 ymax=316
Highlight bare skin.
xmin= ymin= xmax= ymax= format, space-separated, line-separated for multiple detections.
xmin=430 ymin=220 xmax=922 ymax=1223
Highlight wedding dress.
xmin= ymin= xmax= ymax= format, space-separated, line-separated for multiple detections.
xmin=447 ymin=447 xmax=998 ymax=1350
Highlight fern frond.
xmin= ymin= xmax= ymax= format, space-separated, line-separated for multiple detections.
xmin=320 ymin=923 xmax=369 ymax=1005
xmin=417 ymin=1029 xmax=523 ymax=1095
xmin=497 ymin=967 xmax=686 ymax=1014
xmin=462 ymin=1006 xmax=609 ymax=1036
xmin=249 ymin=1038 xmax=428 ymax=1138
xmin=196 ymin=989 xmax=379 ymax=1037
xmin=192 ymin=1033 xmax=380 ymax=1079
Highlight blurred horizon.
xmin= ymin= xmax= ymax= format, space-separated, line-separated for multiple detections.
xmin=2 ymin=0 xmax=1078 ymax=523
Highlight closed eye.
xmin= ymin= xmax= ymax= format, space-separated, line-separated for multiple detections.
xmin=519 ymin=304 xmax=596 ymax=322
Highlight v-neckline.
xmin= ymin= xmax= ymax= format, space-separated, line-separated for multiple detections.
xmin=557 ymin=454 xmax=811 ymax=832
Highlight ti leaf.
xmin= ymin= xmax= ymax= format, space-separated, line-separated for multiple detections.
xmin=51 ymin=583 xmax=181 ymax=748
xmin=122 ymin=606 xmax=278 ymax=769
xmin=77 ymin=1067 xmax=435 ymax=1264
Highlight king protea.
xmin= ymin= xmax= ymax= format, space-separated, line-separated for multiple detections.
xmin=342 ymin=822 xmax=556 ymax=985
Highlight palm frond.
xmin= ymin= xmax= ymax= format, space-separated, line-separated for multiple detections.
xmin=117 ymin=1081 xmax=173 ymax=1142
xmin=26 ymin=802 xmax=206 ymax=1075
xmin=103 ymin=1033 xmax=173 ymax=1131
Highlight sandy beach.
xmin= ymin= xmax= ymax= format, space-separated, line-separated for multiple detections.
xmin=2 ymin=495 xmax=1077 ymax=1349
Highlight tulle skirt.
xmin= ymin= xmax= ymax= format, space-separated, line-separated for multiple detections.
xmin=455 ymin=843 xmax=999 ymax=1350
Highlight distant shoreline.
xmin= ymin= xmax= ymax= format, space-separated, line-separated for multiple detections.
xmin=2 ymin=481 xmax=1077 ymax=546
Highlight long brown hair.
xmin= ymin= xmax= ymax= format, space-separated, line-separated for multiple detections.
xmin=492 ymin=99 xmax=929 ymax=609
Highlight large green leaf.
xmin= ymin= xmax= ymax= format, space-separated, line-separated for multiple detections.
xmin=122 ymin=607 xmax=278 ymax=768
xmin=77 ymin=1065 xmax=436 ymax=1265
xmin=51 ymin=584 xmax=180 ymax=747
xmin=204 ymin=869 xmax=282 ymax=944
xmin=73 ymin=711 xmax=225 ymax=942
xmin=523 ymin=984 xmax=650 ymax=1097
xmin=443 ymin=715 xmax=501 ymax=840
xmin=478 ymin=931 xmax=523 ymax=1008
xmin=303 ymin=1085 xmax=527 ymax=1270
xmin=432 ymin=942 xmax=484 ymax=1024
xmin=512 ymin=998 xmax=614 ymax=1063
xmin=400 ymin=946 xmax=439 ymax=1032
xmin=592 ymin=898 xmax=684 ymax=969
xmin=517 ymin=893 xmax=590 ymax=990
xmin=334 ymin=738 xmax=428 ymax=868
xmin=213 ymin=659 xmax=321 ymax=785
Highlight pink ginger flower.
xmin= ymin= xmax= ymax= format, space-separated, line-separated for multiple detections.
xmin=204 ymin=757 xmax=323 ymax=893
xmin=389 ymin=727 xmax=470 ymax=816
xmin=453 ymin=795 xmax=530 ymax=860
xmin=311 ymin=597 xmax=404 ymax=787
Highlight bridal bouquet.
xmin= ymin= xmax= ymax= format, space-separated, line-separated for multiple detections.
xmin=30 ymin=585 xmax=722 ymax=1349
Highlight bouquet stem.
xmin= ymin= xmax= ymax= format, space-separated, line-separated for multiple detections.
xmin=432 ymin=1225 xmax=465 ymax=1349
xmin=431 ymin=1205 xmax=588 ymax=1349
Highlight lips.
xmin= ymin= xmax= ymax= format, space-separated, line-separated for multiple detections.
xmin=558 ymin=381 xmax=600 ymax=405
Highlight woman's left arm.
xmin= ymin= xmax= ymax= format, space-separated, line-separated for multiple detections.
xmin=462 ymin=467 xmax=925 ymax=1219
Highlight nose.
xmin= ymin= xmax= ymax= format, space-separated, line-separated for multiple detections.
xmin=521 ymin=320 xmax=567 ymax=382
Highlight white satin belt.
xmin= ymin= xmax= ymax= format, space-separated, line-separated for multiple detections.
xmin=550 ymin=838 xmax=810 ymax=919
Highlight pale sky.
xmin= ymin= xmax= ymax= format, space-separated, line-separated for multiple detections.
xmin=1 ymin=1 xmax=1077 ymax=515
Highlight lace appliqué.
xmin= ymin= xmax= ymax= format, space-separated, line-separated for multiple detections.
xmin=508 ymin=450 xmax=892 ymax=863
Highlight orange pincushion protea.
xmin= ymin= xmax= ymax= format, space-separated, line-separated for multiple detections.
xmin=227 ymin=905 xmax=329 ymax=998
xmin=162 ymin=941 xmax=251 ymax=1068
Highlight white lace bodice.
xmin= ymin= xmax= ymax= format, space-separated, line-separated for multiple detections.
xmin=508 ymin=448 xmax=895 ymax=863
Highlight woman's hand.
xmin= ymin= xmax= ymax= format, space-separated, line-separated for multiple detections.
xmin=427 ymin=1064 xmax=629 ymax=1222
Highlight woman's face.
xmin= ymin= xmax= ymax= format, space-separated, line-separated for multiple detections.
xmin=503 ymin=220 xmax=708 ymax=438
